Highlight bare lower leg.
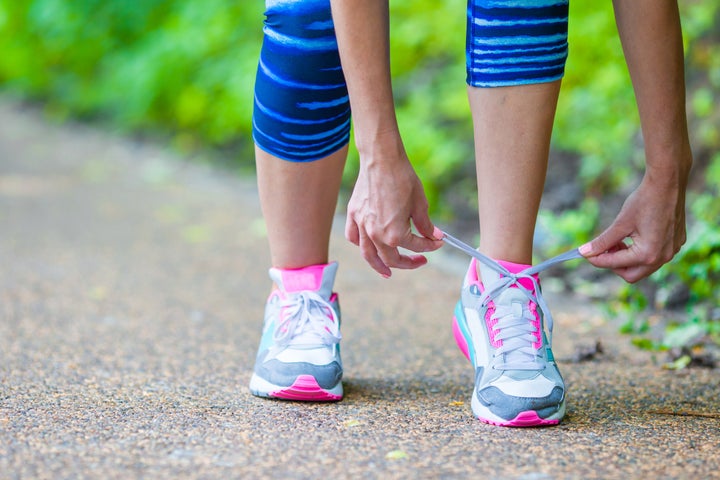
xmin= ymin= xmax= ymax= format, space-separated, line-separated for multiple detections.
xmin=469 ymin=81 xmax=561 ymax=264
xmin=256 ymin=145 xmax=348 ymax=269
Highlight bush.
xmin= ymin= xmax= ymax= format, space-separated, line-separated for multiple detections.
xmin=0 ymin=0 xmax=263 ymax=151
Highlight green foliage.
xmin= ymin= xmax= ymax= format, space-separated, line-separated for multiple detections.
xmin=0 ymin=0 xmax=718 ymax=348
xmin=537 ymin=199 xmax=599 ymax=256
xmin=553 ymin=1 xmax=720 ymax=350
xmin=616 ymin=152 xmax=720 ymax=348
xmin=555 ymin=1 xmax=639 ymax=194
xmin=0 ymin=0 xmax=263 ymax=150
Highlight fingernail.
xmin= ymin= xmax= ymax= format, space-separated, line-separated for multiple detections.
xmin=433 ymin=226 xmax=444 ymax=240
xmin=381 ymin=273 xmax=391 ymax=279
xmin=579 ymin=243 xmax=592 ymax=256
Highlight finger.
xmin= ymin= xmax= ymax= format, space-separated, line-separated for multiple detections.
xmin=410 ymin=210 xmax=440 ymax=240
xmin=606 ymin=242 xmax=630 ymax=254
xmin=400 ymin=231 xmax=444 ymax=253
xmin=376 ymin=242 xmax=428 ymax=270
xmin=612 ymin=264 xmax=659 ymax=284
xmin=366 ymin=227 xmax=432 ymax=270
xmin=587 ymin=242 xmax=668 ymax=279
xmin=345 ymin=215 xmax=360 ymax=246
xmin=579 ymin=223 xmax=631 ymax=258
xmin=585 ymin=244 xmax=641 ymax=270
xmin=586 ymin=240 xmax=631 ymax=265
xmin=358 ymin=228 xmax=391 ymax=277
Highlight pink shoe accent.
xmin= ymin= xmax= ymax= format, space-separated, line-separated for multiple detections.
xmin=270 ymin=375 xmax=342 ymax=402
xmin=278 ymin=264 xmax=330 ymax=293
xmin=494 ymin=260 xmax=542 ymax=347
xmin=529 ymin=302 xmax=542 ymax=348
xmin=467 ymin=258 xmax=481 ymax=284
xmin=452 ymin=316 xmax=471 ymax=362
xmin=478 ymin=410 xmax=560 ymax=428
xmin=487 ymin=313 xmax=502 ymax=348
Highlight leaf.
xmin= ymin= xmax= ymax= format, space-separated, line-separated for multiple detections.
xmin=662 ymin=354 xmax=692 ymax=370
xmin=385 ymin=450 xmax=408 ymax=460
xmin=181 ymin=225 xmax=212 ymax=244
xmin=631 ymin=337 xmax=660 ymax=351
xmin=662 ymin=322 xmax=708 ymax=349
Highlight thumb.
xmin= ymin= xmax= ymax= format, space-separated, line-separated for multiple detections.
xmin=580 ymin=225 xmax=630 ymax=258
xmin=411 ymin=212 xmax=443 ymax=240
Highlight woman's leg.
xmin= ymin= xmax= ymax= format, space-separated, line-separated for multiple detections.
xmin=452 ymin=0 xmax=570 ymax=427
xmin=465 ymin=0 xmax=569 ymax=263
xmin=469 ymin=81 xmax=560 ymax=264
xmin=250 ymin=0 xmax=349 ymax=401
xmin=252 ymin=0 xmax=351 ymax=269
xmin=256 ymin=145 xmax=347 ymax=269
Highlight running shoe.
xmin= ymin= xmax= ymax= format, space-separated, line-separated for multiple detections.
xmin=452 ymin=257 xmax=565 ymax=427
xmin=249 ymin=262 xmax=343 ymax=401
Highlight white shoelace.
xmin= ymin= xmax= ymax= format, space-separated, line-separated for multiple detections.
xmin=443 ymin=231 xmax=583 ymax=370
xmin=272 ymin=291 xmax=342 ymax=348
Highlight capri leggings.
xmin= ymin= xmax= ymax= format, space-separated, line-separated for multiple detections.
xmin=252 ymin=0 xmax=569 ymax=162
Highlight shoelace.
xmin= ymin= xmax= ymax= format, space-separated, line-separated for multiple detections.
xmin=272 ymin=291 xmax=342 ymax=348
xmin=442 ymin=231 xmax=583 ymax=370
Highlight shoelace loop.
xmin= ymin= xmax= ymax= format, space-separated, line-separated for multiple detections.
xmin=443 ymin=231 xmax=583 ymax=371
xmin=272 ymin=290 xmax=342 ymax=348
xmin=480 ymin=272 xmax=545 ymax=370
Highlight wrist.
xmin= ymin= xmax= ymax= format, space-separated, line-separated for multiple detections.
xmin=355 ymin=126 xmax=407 ymax=165
xmin=644 ymin=131 xmax=692 ymax=178
xmin=643 ymin=162 xmax=691 ymax=195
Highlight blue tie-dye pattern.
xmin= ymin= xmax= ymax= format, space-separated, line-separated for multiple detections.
xmin=257 ymin=57 xmax=344 ymax=91
xmin=254 ymin=95 xmax=349 ymax=125
xmin=297 ymin=96 xmax=350 ymax=110
xmin=263 ymin=28 xmax=337 ymax=51
xmin=281 ymin=120 xmax=351 ymax=141
xmin=252 ymin=0 xmax=569 ymax=162
xmin=467 ymin=0 xmax=569 ymax=87
xmin=253 ymin=0 xmax=351 ymax=162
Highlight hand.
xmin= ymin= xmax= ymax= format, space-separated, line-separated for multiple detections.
xmin=345 ymin=142 xmax=443 ymax=277
xmin=580 ymin=172 xmax=688 ymax=283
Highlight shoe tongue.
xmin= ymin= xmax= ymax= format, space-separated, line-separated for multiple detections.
xmin=269 ymin=262 xmax=338 ymax=298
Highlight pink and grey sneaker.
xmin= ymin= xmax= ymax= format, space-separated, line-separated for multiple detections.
xmin=452 ymin=256 xmax=566 ymax=427
xmin=249 ymin=262 xmax=343 ymax=401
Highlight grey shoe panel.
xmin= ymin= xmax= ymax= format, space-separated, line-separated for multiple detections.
xmin=460 ymin=285 xmax=484 ymax=311
xmin=476 ymin=386 xmax=565 ymax=420
xmin=319 ymin=262 xmax=339 ymax=300
xmin=254 ymin=353 xmax=343 ymax=390
xmin=474 ymin=366 xmax=485 ymax=385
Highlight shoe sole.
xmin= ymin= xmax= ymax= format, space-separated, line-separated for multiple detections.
xmin=453 ymin=312 xmax=564 ymax=427
xmin=249 ymin=374 xmax=343 ymax=402
xmin=471 ymin=391 xmax=565 ymax=427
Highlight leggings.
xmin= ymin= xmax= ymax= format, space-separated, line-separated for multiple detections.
xmin=252 ymin=0 xmax=569 ymax=162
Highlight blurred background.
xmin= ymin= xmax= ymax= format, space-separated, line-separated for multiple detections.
xmin=0 ymin=0 xmax=717 ymax=355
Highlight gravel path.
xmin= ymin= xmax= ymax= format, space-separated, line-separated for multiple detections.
xmin=1 ymin=99 xmax=718 ymax=479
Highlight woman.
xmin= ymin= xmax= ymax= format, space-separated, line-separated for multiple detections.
xmin=248 ymin=0 xmax=691 ymax=426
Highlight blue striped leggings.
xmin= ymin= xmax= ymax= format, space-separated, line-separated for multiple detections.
xmin=252 ymin=0 xmax=569 ymax=162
